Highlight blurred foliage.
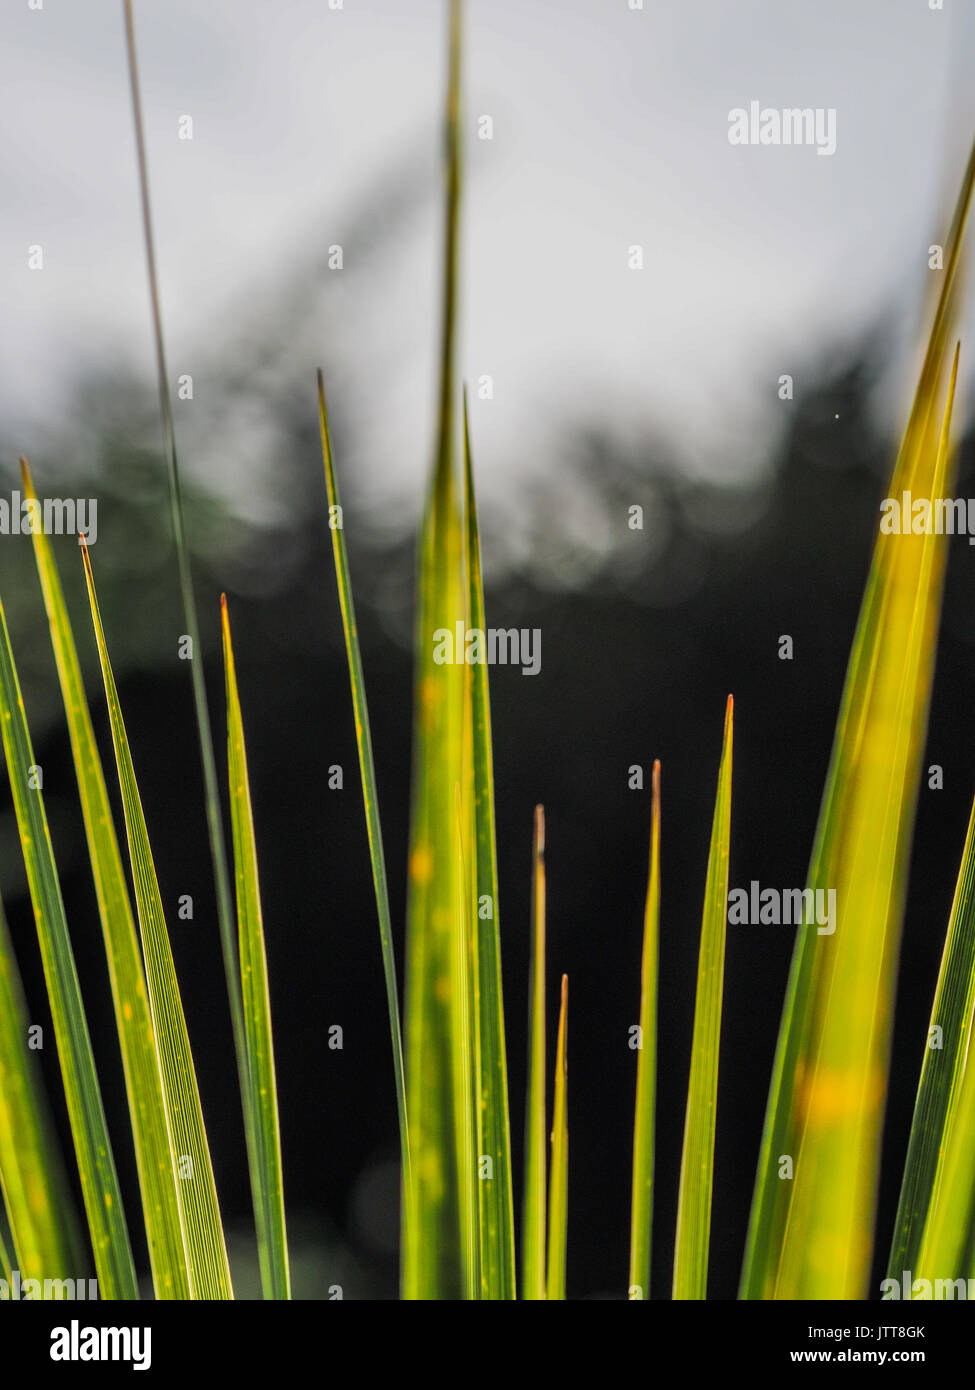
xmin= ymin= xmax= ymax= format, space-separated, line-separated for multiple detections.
xmin=3 ymin=329 xmax=975 ymax=1295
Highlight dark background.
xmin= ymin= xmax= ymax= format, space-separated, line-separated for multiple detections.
xmin=2 ymin=328 xmax=974 ymax=1299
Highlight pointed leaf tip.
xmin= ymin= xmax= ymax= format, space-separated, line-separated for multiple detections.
xmin=534 ymin=804 xmax=545 ymax=856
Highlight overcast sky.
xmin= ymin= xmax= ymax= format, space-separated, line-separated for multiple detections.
xmin=1 ymin=0 xmax=973 ymax=521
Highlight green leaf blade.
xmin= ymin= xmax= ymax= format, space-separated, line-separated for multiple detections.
xmin=914 ymin=1016 xmax=975 ymax=1284
xmin=741 ymin=139 xmax=975 ymax=1300
xmin=463 ymin=395 xmax=516 ymax=1300
xmin=22 ymin=457 xmax=189 ymax=1300
xmin=522 ymin=805 xmax=547 ymax=1300
xmin=0 ymin=1220 xmax=11 ymax=1285
xmin=904 ymin=777 xmax=975 ymax=1284
xmin=741 ymin=322 xmax=967 ymax=1299
xmin=0 ymin=595 xmax=138 ymax=1299
xmin=546 ymin=974 xmax=569 ymax=1301
xmin=0 ymin=893 xmax=76 ymax=1282
xmin=122 ymin=3 xmax=262 ymax=1272
xmin=403 ymin=473 xmax=475 ymax=1301
xmin=402 ymin=0 xmax=477 ymax=1301
xmin=629 ymin=759 xmax=660 ymax=1301
xmin=82 ymin=545 xmax=233 ymax=1300
xmin=316 ymin=373 xmax=409 ymax=1189
xmin=888 ymin=784 xmax=975 ymax=1276
xmin=673 ymin=698 xmax=733 ymax=1301
xmin=221 ymin=597 xmax=291 ymax=1300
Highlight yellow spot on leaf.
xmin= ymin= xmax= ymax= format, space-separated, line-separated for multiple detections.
xmin=410 ymin=845 xmax=433 ymax=884
xmin=800 ymin=1066 xmax=883 ymax=1126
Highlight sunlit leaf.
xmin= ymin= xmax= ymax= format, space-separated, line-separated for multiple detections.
xmin=0 ymin=592 xmax=137 ymax=1298
xmin=82 ymin=543 xmax=233 ymax=1300
xmin=0 ymin=891 xmax=76 ymax=1283
xmin=401 ymin=0 xmax=477 ymax=1299
xmin=673 ymin=699 xmax=733 ymax=1300
xmin=629 ymin=760 xmax=660 ymax=1300
xmin=889 ymin=781 xmax=975 ymax=1277
xmin=741 ymin=315 xmax=968 ymax=1298
xmin=463 ymin=393 xmax=516 ymax=1299
xmin=546 ymin=974 xmax=569 ymax=1301
xmin=221 ymin=596 xmax=291 ymax=1299
xmin=522 ymin=805 xmax=547 ymax=1301
xmin=22 ymin=456 xmax=189 ymax=1299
